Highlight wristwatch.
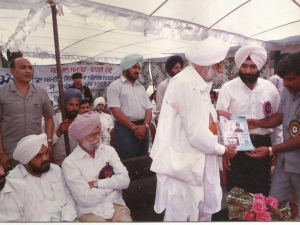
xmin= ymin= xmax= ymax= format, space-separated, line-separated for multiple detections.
xmin=94 ymin=180 xmax=98 ymax=188
xmin=143 ymin=123 xmax=149 ymax=128
xmin=47 ymin=139 xmax=53 ymax=143
xmin=268 ymin=147 xmax=273 ymax=157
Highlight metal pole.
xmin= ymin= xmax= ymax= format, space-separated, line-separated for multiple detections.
xmin=50 ymin=2 xmax=71 ymax=156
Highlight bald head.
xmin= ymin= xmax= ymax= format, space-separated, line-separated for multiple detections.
xmin=10 ymin=58 xmax=33 ymax=84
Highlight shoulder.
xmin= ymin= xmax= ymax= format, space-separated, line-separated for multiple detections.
xmin=5 ymin=178 xmax=28 ymax=191
xmin=50 ymin=163 xmax=62 ymax=172
xmin=108 ymin=78 xmax=121 ymax=88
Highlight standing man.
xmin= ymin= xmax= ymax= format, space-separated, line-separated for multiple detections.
xmin=247 ymin=51 xmax=300 ymax=221
xmin=107 ymin=54 xmax=153 ymax=160
xmin=68 ymin=72 xmax=93 ymax=105
xmin=8 ymin=133 xmax=77 ymax=222
xmin=94 ymin=97 xmax=114 ymax=132
xmin=150 ymin=37 xmax=237 ymax=221
xmin=268 ymin=53 xmax=290 ymax=97
xmin=216 ymin=45 xmax=281 ymax=197
xmin=0 ymin=161 xmax=51 ymax=221
xmin=0 ymin=58 xmax=55 ymax=170
xmin=155 ymin=55 xmax=183 ymax=121
xmin=62 ymin=112 xmax=131 ymax=222
xmin=51 ymin=89 xmax=82 ymax=165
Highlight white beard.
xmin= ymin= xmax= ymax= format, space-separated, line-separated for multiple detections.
xmin=202 ymin=66 xmax=218 ymax=82
xmin=81 ymin=139 xmax=100 ymax=151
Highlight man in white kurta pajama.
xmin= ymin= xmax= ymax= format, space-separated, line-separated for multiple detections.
xmin=150 ymin=37 xmax=237 ymax=222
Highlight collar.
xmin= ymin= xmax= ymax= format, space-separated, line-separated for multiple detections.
xmin=18 ymin=163 xmax=54 ymax=178
xmin=75 ymin=144 xmax=104 ymax=161
xmin=187 ymin=65 xmax=211 ymax=93
xmin=10 ymin=82 xmax=35 ymax=93
xmin=0 ymin=179 xmax=13 ymax=196
xmin=120 ymin=75 xmax=141 ymax=86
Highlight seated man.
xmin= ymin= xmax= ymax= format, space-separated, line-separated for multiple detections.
xmin=94 ymin=97 xmax=114 ymax=132
xmin=8 ymin=133 xmax=77 ymax=222
xmin=62 ymin=112 xmax=131 ymax=222
xmin=79 ymin=98 xmax=92 ymax=115
xmin=79 ymin=98 xmax=111 ymax=145
xmin=0 ymin=161 xmax=50 ymax=221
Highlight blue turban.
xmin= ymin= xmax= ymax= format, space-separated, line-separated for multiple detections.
xmin=57 ymin=89 xmax=82 ymax=109
xmin=120 ymin=54 xmax=143 ymax=71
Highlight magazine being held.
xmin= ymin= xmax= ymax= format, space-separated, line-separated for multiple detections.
xmin=218 ymin=116 xmax=254 ymax=151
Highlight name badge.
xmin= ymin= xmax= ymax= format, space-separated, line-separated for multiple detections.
xmin=263 ymin=101 xmax=272 ymax=117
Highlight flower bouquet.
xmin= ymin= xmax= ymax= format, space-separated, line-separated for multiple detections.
xmin=227 ymin=187 xmax=291 ymax=221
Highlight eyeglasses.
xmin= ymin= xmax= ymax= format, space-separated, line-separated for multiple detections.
xmin=217 ymin=61 xmax=225 ymax=67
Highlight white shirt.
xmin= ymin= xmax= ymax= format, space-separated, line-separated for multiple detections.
xmin=7 ymin=164 xmax=77 ymax=221
xmin=268 ymin=74 xmax=283 ymax=97
xmin=49 ymin=112 xmax=111 ymax=160
xmin=155 ymin=77 xmax=170 ymax=120
xmin=96 ymin=111 xmax=114 ymax=131
xmin=0 ymin=178 xmax=51 ymax=222
xmin=150 ymin=65 xmax=225 ymax=220
xmin=62 ymin=144 xmax=130 ymax=219
xmin=216 ymin=77 xmax=281 ymax=135
xmin=107 ymin=76 xmax=153 ymax=121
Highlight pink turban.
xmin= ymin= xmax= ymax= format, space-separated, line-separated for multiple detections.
xmin=234 ymin=45 xmax=267 ymax=70
xmin=69 ymin=111 xmax=101 ymax=140
xmin=13 ymin=133 xmax=48 ymax=164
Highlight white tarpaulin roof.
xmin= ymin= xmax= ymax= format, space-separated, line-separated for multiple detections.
xmin=1 ymin=0 xmax=300 ymax=65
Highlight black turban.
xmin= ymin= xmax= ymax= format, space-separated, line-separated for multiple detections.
xmin=165 ymin=55 xmax=184 ymax=75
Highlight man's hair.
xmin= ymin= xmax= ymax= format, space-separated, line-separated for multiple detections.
xmin=236 ymin=123 xmax=240 ymax=127
xmin=277 ymin=51 xmax=300 ymax=78
xmin=80 ymin=98 xmax=91 ymax=106
xmin=275 ymin=53 xmax=290 ymax=67
xmin=210 ymin=90 xmax=217 ymax=98
xmin=10 ymin=59 xmax=16 ymax=69
xmin=71 ymin=72 xmax=83 ymax=79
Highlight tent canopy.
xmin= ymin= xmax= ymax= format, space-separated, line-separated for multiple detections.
xmin=1 ymin=0 xmax=300 ymax=65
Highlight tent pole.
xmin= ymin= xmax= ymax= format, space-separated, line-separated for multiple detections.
xmin=50 ymin=3 xmax=71 ymax=156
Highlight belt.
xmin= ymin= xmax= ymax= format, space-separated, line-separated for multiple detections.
xmin=249 ymin=134 xmax=270 ymax=140
xmin=131 ymin=119 xmax=144 ymax=126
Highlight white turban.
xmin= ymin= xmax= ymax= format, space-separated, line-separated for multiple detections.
xmin=69 ymin=111 xmax=101 ymax=140
xmin=185 ymin=36 xmax=230 ymax=66
xmin=13 ymin=133 xmax=48 ymax=164
xmin=234 ymin=45 xmax=267 ymax=70
xmin=93 ymin=97 xmax=106 ymax=109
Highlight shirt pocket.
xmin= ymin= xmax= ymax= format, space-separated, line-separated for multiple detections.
xmin=51 ymin=182 xmax=67 ymax=207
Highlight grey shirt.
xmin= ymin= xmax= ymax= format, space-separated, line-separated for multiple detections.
xmin=277 ymin=87 xmax=300 ymax=174
xmin=0 ymin=82 xmax=55 ymax=159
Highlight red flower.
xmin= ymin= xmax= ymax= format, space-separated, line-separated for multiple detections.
xmin=256 ymin=212 xmax=271 ymax=222
xmin=245 ymin=211 xmax=255 ymax=221
xmin=265 ymin=196 xmax=279 ymax=209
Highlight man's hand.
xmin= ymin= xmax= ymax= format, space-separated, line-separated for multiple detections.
xmin=0 ymin=152 xmax=10 ymax=171
xmin=88 ymin=181 xmax=94 ymax=188
xmin=247 ymin=119 xmax=259 ymax=130
xmin=133 ymin=125 xmax=147 ymax=140
xmin=223 ymin=145 xmax=237 ymax=158
xmin=217 ymin=110 xmax=232 ymax=120
xmin=56 ymin=119 xmax=72 ymax=136
xmin=222 ymin=157 xmax=232 ymax=171
xmin=245 ymin=147 xmax=269 ymax=159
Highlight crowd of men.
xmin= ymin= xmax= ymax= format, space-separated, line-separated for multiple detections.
xmin=0 ymin=36 xmax=299 ymax=222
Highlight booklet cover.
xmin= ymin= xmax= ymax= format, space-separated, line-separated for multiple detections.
xmin=218 ymin=116 xmax=254 ymax=151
